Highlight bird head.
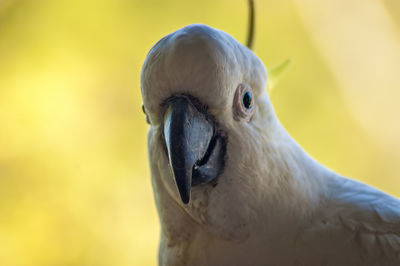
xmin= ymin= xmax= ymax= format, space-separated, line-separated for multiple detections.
xmin=141 ymin=24 xmax=299 ymax=239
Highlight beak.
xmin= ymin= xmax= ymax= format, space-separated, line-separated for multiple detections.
xmin=163 ymin=96 xmax=226 ymax=204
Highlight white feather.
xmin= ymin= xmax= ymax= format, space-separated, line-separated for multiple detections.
xmin=141 ymin=24 xmax=400 ymax=266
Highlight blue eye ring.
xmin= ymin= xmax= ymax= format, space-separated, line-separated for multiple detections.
xmin=242 ymin=90 xmax=252 ymax=109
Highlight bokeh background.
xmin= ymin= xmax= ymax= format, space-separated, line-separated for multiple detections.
xmin=1 ymin=0 xmax=399 ymax=265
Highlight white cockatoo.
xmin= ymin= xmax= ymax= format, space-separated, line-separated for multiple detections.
xmin=140 ymin=24 xmax=400 ymax=266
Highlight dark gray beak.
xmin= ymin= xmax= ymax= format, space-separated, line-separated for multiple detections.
xmin=163 ymin=96 xmax=226 ymax=204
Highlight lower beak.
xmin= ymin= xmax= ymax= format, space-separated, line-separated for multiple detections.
xmin=163 ymin=96 xmax=225 ymax=204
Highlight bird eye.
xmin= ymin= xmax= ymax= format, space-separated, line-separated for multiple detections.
xmin=233 ymin=83 xmax=255 ymax=122
xmin=242 ymin=91 xmax=252 ymax=109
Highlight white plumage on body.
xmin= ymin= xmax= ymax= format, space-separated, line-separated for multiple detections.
xmin=140 ymin=24 xmax=400 ymax=266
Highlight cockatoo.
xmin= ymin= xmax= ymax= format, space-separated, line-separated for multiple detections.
xmin=140 ymin=24 xmax=400 ymax=266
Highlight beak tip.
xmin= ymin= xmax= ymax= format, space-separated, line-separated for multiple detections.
xmin=169 ymin=165 xmax=192 ymax=204
xmin=176 ymin=181 xmax=191 ymax=204
xmin=181 ymin=194 xmax=190 ymax=204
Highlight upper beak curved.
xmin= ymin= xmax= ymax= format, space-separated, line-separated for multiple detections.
xmin=163 ymin=96 xmax=225 ymax=204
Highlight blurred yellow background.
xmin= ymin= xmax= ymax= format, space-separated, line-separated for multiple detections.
xmin=0 ymin=0 xmax=399 ymax=265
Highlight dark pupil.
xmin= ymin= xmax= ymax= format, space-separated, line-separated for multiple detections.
xmin=242 ymin=91 xmax=252 ymax=109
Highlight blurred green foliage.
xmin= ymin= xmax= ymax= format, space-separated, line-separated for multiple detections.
xmin=0 ymin=0 xmax=399 ymax=265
